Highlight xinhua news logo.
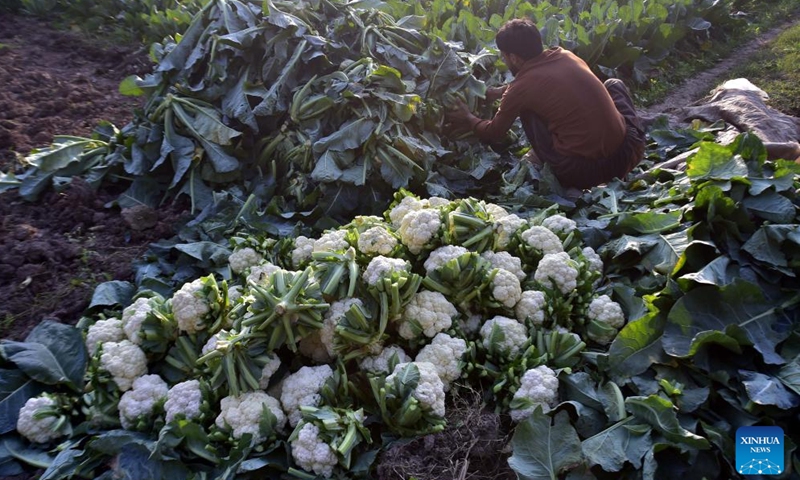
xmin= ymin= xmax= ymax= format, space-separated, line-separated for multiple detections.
xmin=736 ymin=426 xmax=784 ymax=476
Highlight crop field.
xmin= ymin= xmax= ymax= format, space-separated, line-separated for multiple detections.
xmin=0 ymin=0 xmax=799 ymax=479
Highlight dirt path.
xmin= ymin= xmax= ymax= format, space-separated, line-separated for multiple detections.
xmin=641 ymin=16 xmax=800 ymax=119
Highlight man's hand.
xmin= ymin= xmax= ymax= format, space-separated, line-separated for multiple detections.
xmin=445 ymin=100 xmax=477 ymax=132
xmin=486 ymin=85 xmax=506 ymax=102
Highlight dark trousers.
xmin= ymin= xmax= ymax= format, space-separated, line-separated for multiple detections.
xmin=521 ymin=79 xmax=646 ymax=189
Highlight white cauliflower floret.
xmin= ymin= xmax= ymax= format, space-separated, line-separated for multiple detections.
xmin=586 ymin=295 xmax=626 ymax=345
xmin=216 ymin=391 xmax=287 ymax=442
xmin=228 ymin=285 xmax=242 ymax=303
xmin=415 ymin=333 xmax=467 ymax=390
xmin=298 ymin=330 xmax=334 ymax=364
xmin=246 ymin=262 xmax=282 ymax=286
xmin=510 ymin=365 xmax=559 ymax=422
xmin=534 ymin=252 xmax=579 ymax=295
xmin=259 ymin=353 xmax=282 ymax=389
xmin=541 ymin=215 xmax=577 ymax=235
xmin=359 ymin=345 xmax=411 ymax=374
xmin=172 ymin=278 xmax=211 ymax=334
xmin=424 ymin=245 xmax=468 ymax=274
xmin=520 ymin=226 xmax=564 ymax=255
xmin=320 ymin=298 xmax=363 ymax=360
xmin=291 ymin=423 xmax=338 ymax=478
xmin=458 ymin=312 xmax=483 ymax=336
xmin=485 ymin=203 xmax=509 ymax=220
xmin=313 ymin=230 xmax=349 ymax=253
xmin=99 ymin=340 xmax=148 ymax=392
xmin=389 ymin=196 xmax=427 ymax=228
xmin=17 ymin=396 xmax=65 ymax=444
xmin=479 ymin=316 xmax=528 ymax=359
xmin=398 ymin=208 xmax=441 ymax=254
xmin=515 ymin=290 xmax=547 ymax=326
xmin=582 ymin=247 xmax=604 ymax=286
xmin=362 ymin=256 xmax=409 ymax=286
xmin=86 ymin=318 xmax=125 ymax=354
xmin=201 ymin=334 xmax=219 ymax=355
xmin=281 ymin=365 xmax=334 ymax=427
xmin=387 ymin=362 xmax=445 ymax=418
xmin=121 ymin=297 xmax=153 ymax=344
xmin=118 ymin=374 xmax=168 ymax=429
xmin=357 ymin=226 xmax=398 ymax=256
xmin=493 ymin=214 xmax=527 ymax=250
xmin=228 ymin=248 xmax=263 ymax=274
xmin=164 ymin=380 xmax=203 ymax=423
xmin=292 ymin=236 xmax=315 ymax=267
xmin=427 ymin=197 xmax=450 ymax=208
xmin=399 ymin=290 xmax=457 ymax=340
xmin=481 ymin=251 xmax=525 ymax=281
xmin=491 ymin=269 xmax=523 ymax=309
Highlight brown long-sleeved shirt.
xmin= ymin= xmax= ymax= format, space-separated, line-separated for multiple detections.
xmin=469 ymin=48 xmax=626 ymax=159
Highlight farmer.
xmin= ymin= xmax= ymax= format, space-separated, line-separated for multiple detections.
xmin=447 ymin=18 xmax=646 ymax=190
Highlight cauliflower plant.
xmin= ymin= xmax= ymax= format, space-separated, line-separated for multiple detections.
xmin=99 ymin=340 xmax=148 ymax=391
xmin=424 ymin=245 xmax=469 ymax=274
xmin=281 ymin=365 xmax=334 ymax=427
xmin=415 ymin=333 xmax=467 ymax=390
xmin=359 ymin=345 xmax=411 ymax=374
xmin=493 ymin=214 xmax=527 ymax=250
xmin=510 ymin=365 xmax=559 ymax=422
xmin=118 ymin=374 xmax=168 ymax=429
xmin=386 ymin=362 xmax=446 ymax=418
xmin=229 ymin=247 xmax=263 ymax=274
xmin=215 ymin=391 xmax=287 ymax=443
xmin=520 ymin=226 xmax=563 ymax=255
xmin=300 ymin=298 xmax=363 ymax=362
xmin=389 ymin=196 xmax=427 ymax=228
xmin=541 ymin=215 xmax=577 ymax=235
xmin=534 ymin=252 xmax=579 ymax=295
xmin=398 ymin=208 xmax=441 ymax=254
xmin=399 ymin=290 xmax=457 ymax=340
xmin=481 ymin=251 xmax=525 ymax=281
xmin=121 ymin=297 xmax=154 ymax=344
xmin=164 ymin=379 xmax=203 ymax=423
xmin=172 ymin=278 xmax=211 ymax=334
xmin=292 ymin=236 xmax=315 ymax=268
xmin=357 ymin=226 xmax=398 ymax=256
xmin=515 ymin=290 xmax=547 ymax=326
xmin=490 ymin=269 xmax=523 ymax=309
xmin=586 ymin=295 xmax=626 ymax=344
xmin=17 ymin=395 xmax=67 ymax=444
xmin=314 ymin=230 xmax=349 ymax=253
xmin=291 ymin=423 xmax=338 ymax=478
xmin=362 ymin=256 xmax=409 ymax=286
xmin=479 ymin=316 xmax=528 ymax=359
xmin=86 ymin=318 xmax=125 ymax=354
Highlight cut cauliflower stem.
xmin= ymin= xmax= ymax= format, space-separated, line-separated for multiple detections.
xmin=521 ymin=226 xmax=564 ymax=255
xmin=291 ymin=423 xmax=338 ymax=478
xmin=389 ymin=196 xmax=427 ymax=228
xmin=172 ymin=278 xmax=211 ymax=334
xmin=586 ymin=295 xmax=626 ymax=344
xmin=362 ymin=256 xmax=409 ymax=286
xmin=535 ymin=252 xmax=579 ymax=295
xmin=510 ymin=365 xmax=559 ymax=422
xmin=246 ymin=262 xmax=282 ymax=286
xmin=281 ymin=365 xmax=334 ymax=427
xmin=398 ymin=208 xmax=441 ymax=254
xmin=86 ymin=318 xmax=125 ymax=354
xmin=292 ymin=236 xmax=315 ymax=267
xmin=313 ymin=230 xmax=349 ymax=253
xmin=387 ymin=362 xmax=446 ymax=417
xmin=541 ymin=215 xmax=577 ymax=235
xmin=415 ymin=333 xmax=467 ymax=390
xmin=99 ymin=340 xmax=148 ymax=392
xmin=493 ymin=214 xmax=527 ymax=250
xmin=118 ymin=374 xmax=168 ymax=429
xmin=17 ymin=395 xmax=66 ymax=444
xmin=300 ymin=298 xmax=363 ymax=362
xmin=515 ymin=290 xmax=547 ymax=326
xmin=121 ymin=297 xmax=154 ymax=344
xmin=359 ymin=345 xmax=411 ymax=374
xmin=481 ymin=251 xmax=525 ymax=281
xmin=399 ymin=290 xmax=457 ymax=340
xmin=164 ymin=380 xmax=203 ymax=423
xmin=491 ymin=269 xmax=523 ymax=309
xmin=479 ymin=316 xmax=528 ymax=359
xmin=357 ymin=226 xmax=397 ymax=256
xmin=216 ymin=391 xmax=287 ymax=442
xmin=424 ymin=245 xmax=468 ymax=274
xmin=228 ymin=247 xmax=263 ymax=274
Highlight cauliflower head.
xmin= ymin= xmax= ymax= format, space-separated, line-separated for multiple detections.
xmin=164 ymin=379 xmax=203 ymax=423
xmin=172 ymin=278 xmax=211 ymax=334
xmin=215 ymin=391 xmax=287 ymax=442
xmin=481 ymin=251 xmax=525 ymax=281
xmin=281 ymin=365 xmax=334 ymax=427
xmin=515 ymin=290 xmax=547 ymax=326
xmin=586 ymin=295 xmax=626 ymax=344
xmin=246 ymin=262 xmax=283 ymax=286
xmin=86 ymin=318 xmax=125 ymax=354
xmin=259 ymin=353 xmax=282 ymax=389
xmin=229 ymin=247 xmax=263 ymax=274
xmin=359 ymin=345 xmax=411 ymax=374
xmin=485 ymin=203 xmax=509 ymax=220
xmin=541 ymin=215 xmax=577 ymax=235
xmin=493 ymin=214 xmax=527 ymax=250
xmin=292 ymin=236 xmax=315 ymax=268
xmin=534 ymin=252 xmax=579 ymax=295
xmin=362 ymin=256 xmax=409 ymax=286
xmin=415 ymin=333 xmax=467 ymax=390
xmin=479 ymin=316 xmax=528 ymax=359
xmin=357 ymin=226 xmax=398 ymax=256
xmin=99 ymin=340 xmax=148 ymax=391
xmin=398 ymin=208 xmax=441 ymax=254
xmin=491 ymin=268 xmax=523 ymax=309
xmin=17 ymin=395 xmax=67 ymax=444
xmin=118 ymin=374 xmax=168 ymax=429
xmin=520 ymin=226 xmax=564 ymax=255
xmin=399 ymin=290 xmax=457 ymax=340
xmin=320 ymin=298 xmax=363 ymax=359
xmin=386 ymin=362 xmax=446 ymax=418
xmin=121 ymin=297 xmax=154 ymax=344
xmin=291 ymin=423 xmax=338 ymax=478
xmin=314 ymin=230 xmax=350 ymax=253
xmin=423 ymin=245 xmax=468 ymax=274
xmin=510 ymin=365 xmax=559 ymax=422
xmin=389 ymin=196 xmax=427 ymax=228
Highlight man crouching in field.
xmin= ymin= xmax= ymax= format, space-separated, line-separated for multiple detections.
xmin=447 ymin=18 xmax=646 ymax=191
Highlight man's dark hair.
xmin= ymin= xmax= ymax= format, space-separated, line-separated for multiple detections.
xmin=496 ymin=19 xmax=543 ymax=60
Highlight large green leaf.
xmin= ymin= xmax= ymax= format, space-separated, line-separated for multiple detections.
xmin=582 ymin=422 xmax=651 ymax=471
xmin=89 ymin=281 xmax=135 ymax=310
xmin=625 ymin=395 xmax=709 ymax=449
xmin=739 ymin=370 xmax=800 ymax=409
xmin=0 ymin=321 xmax=87 ymax=391
xmin=777 ymin=356 xmax=800 ymax=397
xmin=25 ymin=137 xmax=93 ymax=172
xmin=616 ymin=211 xmax=682 ymax=235
xmin=608 ymin=311 xmax=668 ymax=380
xmin=663 ymin=280 xmax=797 ymax=364
xmin=0 ymin=370 xmax=44 ymax=435
xmin=742 ymin=191 xmax=796 ymax=224
xmin=686 ymin=142 xmax=748 ymax=181
xmin=2 ymin=436 xmax=55 ymax=469
xmin=508 ymin=409 xmax=583 ymax=480
xmin=742 ymin=225 xmax=799 ymax=271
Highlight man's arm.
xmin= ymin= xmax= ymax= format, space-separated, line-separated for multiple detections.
xmin=446 ymin=84 xmax=521 ymax=143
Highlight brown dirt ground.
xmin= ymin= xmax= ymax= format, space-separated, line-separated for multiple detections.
xmin=0 ymin=14 xmax=189 ymax=341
